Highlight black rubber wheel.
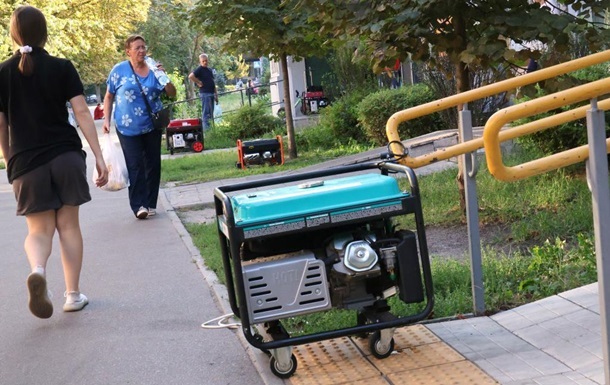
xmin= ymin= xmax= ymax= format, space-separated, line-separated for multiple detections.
xmin=368 ymin=331 xmax=395 ymax=359
xmin=269 ymin=354 xmax=297 ymax=379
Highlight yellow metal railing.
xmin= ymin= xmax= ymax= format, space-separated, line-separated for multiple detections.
xmin=386 ymin=49 xmax=610 ymax=180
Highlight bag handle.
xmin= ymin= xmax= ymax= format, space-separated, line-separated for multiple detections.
xmin=128 ymin=61 xmax=162 ymax=120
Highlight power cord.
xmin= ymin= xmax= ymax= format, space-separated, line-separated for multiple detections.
xmin=201 ymin=313 xmax=241 ymax=330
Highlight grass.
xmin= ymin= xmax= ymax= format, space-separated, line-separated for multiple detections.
xmin=161 ymin=143 xmax=373 ymax=185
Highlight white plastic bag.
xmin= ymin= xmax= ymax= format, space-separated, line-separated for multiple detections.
xmin=213 ymin=104 xmax=223 ymax=120
xmin=93 ymin=133 xmax=129 ymax=191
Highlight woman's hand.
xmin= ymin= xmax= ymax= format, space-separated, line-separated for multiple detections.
xmin=94 ymin=157 xmax=109 ymax=188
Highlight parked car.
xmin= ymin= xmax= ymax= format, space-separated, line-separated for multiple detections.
xmin=86 ymin=94 xmax=98 ymax=104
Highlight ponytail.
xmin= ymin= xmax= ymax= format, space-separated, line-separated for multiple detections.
xmin=10 ymin=6 xmax=48 ymax=76
xmin=18 ymin=45 xmax=34 ymax=76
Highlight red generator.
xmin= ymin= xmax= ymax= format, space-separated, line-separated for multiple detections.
xmin=166 ymin=118 xmax=204 ymax=155
xmin=236 ymin=135 xmax=284 ymax=169
xmin=300 ymin=86 xmax=330 ymax=115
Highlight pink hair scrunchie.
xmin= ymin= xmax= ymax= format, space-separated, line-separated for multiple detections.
xmin=19 ymin=45 xmax=32 ymax=54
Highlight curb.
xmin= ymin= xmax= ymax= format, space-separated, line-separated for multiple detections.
xmin=158 ymin=190 xmax=286 ymax=385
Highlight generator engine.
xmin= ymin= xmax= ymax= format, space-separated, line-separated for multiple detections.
xmin=215 ymin=163 xmax=433 ymax=378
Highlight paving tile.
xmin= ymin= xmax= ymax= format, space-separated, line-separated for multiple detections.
xmin=528 ymin=373 xmax=589 ymax=384
xmin=514 ymin=324 xmax=563 ymax=349
xmin=578 ymin=338 xmax=603 ymax=359
xmin=486 ymin=352 xmax=544 ymax=381
xmin=515 ymin=349 xmax=571 ymax=375
xmin=293 ymin=338 xmax=361 ymax=369
xmin=542 ymin=340 xmax=601 ymax=370
xmin=537 ymin=295 xmax=583 ymax=317
xmin=512 ymin=300 xmax=565 ymax=324
xmin=370 ymin=342 xmax=464 ymax=373
xmin=565 ymin=371 xmax=603 ymax=385
xmin=576 ymin=360 xmax=605 ymax=384
xmin=288 ymin=355 xmax=383 ymax=385
xmin=560 ymin=284 xmax=600 ymax=311
xmin=538 ymin=317 xmax=592 ymax=342
xmin=474 ymin=359 xmax=513 ymax=383
xmin=386 ymin=361 xmax=498 ymax=385
xmin=492 ymin=309 xmax=535 ymax=331
xmin=564 ymin=309 xmax=601 ymax=335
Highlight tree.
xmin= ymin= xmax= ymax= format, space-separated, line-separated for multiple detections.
xmin=0 ymin=0 xmax=150 ymax=90
xmin=300 ymin=0 xmax=610 ymax=210
xmin=189 ymin=0 xmax=328 ymax=158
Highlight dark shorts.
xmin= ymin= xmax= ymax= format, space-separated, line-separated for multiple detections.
xmin=12 ymin=151 xmax=91 ymax=216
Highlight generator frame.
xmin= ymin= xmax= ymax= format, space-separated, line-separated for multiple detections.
xmin=213 ymin=162 xmax=434 ymax=378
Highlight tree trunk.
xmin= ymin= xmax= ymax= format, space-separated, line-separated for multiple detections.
xmin=280 ymin=53 xmax=297 ymax=159
xmin=453 ymin=15 xmax=470 ymax=215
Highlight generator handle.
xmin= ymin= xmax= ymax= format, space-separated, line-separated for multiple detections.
xmin=376 ymin=162 xmax=420 ymax=197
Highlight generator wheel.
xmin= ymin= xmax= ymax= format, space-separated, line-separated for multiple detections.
xmin=269 ymin=354 xmax=297 ymax=379
xmin=192 ymin=141 xmax=204 ymax=152
xmin=369 ymin=331 xmax=394 ymax=359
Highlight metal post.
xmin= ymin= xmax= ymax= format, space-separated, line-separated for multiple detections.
xmin=586 ymin=98 xmax=610 ymax=384
xmin=459 ymin=104 xmax=485 ymax=315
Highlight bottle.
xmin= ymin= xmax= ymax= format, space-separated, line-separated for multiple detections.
xmin=144 ymin=56 xmax=169 ymax=86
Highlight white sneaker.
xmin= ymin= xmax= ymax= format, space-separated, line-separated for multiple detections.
xmin=27 ymin=272 xmax=53 ymax=319
xmin=136 ymin=206 xmax=148 ymax=219
xmin=148 ymin=208 xmax=156 ymax=217
xmin=63 ymin=291 xmax=89 ymax=312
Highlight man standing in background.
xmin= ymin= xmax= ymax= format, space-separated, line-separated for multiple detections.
xmin=189 ymin=53 xmax=218 ymax=130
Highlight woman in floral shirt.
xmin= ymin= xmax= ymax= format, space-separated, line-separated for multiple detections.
xmin=102 ymin=35 xmax=175 ymax=219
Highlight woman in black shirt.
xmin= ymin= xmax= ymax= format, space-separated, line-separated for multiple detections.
xmin=0 ymin=6 xmax=108 ymax=318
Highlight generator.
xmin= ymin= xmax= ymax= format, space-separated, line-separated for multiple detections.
xmin=300 ymin=86 xmax=330 ymax=115
xmin=236 ymin=135 xmax=284 ymax=169
xmin=166 ymin=118 xmax=204 ymax=155
xmin=214 ymin=162 xmax=434 ymax=378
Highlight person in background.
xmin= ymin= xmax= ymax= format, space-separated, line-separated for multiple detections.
xmin=526 ymin=58 xmax=538 ymax=73
xmin=103 ymin=34 xmax=176 ymax=220
xmin=93 ymin=102 xmax=104 ymax=120
xmin=188 ymin=53 xmax=218 ymax=130
xmin=0 ymin=5 xmax=108 ymax=318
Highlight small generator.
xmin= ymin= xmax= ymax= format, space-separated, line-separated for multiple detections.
xmin=166 ymin=118 xmax=204 ymax=155
xmin=236 ymin=135 xmax=284 ymax=169
xmin=214 ymin=162 xmax=434 ymax=378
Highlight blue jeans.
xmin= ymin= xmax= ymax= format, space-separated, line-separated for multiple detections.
xmin=116 ymin=129 xmax=162 ymax=215
xmin=200 ymin=92 xmax=215 ymax=130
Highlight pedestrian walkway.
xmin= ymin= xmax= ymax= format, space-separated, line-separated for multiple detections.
xmin=0 ymin=167 xmax=264 ymax=385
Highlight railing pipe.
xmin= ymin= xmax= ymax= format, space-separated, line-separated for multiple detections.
xmin=386 ymin=49 xmax=610 ymax=166
xmin=483 ymin=77 xmax=610 ymax=181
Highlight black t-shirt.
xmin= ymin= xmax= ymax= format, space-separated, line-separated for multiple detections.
xmin=0 ymin=47 xmax=84 ymax=183
xmin=192 ymin=66 xmax=216 ymax=94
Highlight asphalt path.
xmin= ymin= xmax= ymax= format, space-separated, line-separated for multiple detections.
xmin=0 ymin=108 xmax=265 ymax=385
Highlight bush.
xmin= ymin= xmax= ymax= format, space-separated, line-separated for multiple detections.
xmin=222 ymin=103 xmax=284 ymax=140
xmin=357 ymin=84 xmax=444 ymax=146
xmin=318 ymin=88 xmax=373 ymax=144
xmin=514 ymin=82 xmax=610 ymax=155
xmin=296 ymin=124 xmax=337 ymax=151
